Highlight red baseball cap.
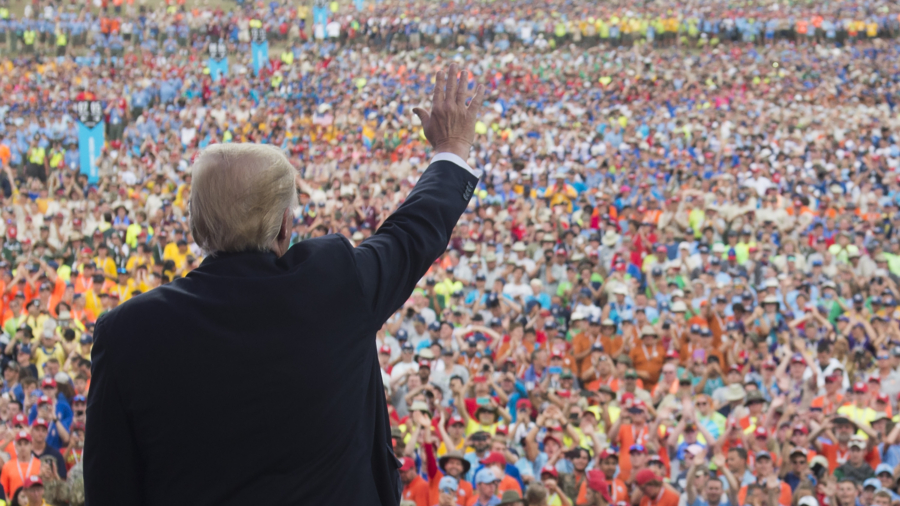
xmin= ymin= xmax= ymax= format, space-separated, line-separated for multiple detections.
xmin=877 ymin=393 xmax=890 ymax=404
xmin=41 ymin=378 xmax=57 ymax=389
xmin=24 ymin=476 xmax=42 ymax=488
xmin=665 ymin=349 xmax=680 ymax=360
xmin=15 ymin=430 xmax=31 ymax=442
xmin=11 ymin=414 xmax=28 ymax=427
xmin=869 ymin=375 xmax=882 ymax=385
xmin=540 ymin=466 xmax=559 ymax=479
xmin=399 ymin=457 xmax=416 ymax=472
xmin=587 ymin=470 xmax=611 ymax=502
xmin=754 ymin=427 xmax=768 ymax=439
xmin=31 ymin=418 xmax=49 ymax=429
xmin=853 ymin=382 xmax=868 ymax=393
xmin=479 ymin=451 xmax=507 ymax=467
xmin=378 ymin=346 xmax=391 ymax=355
xmin=448 ymin=415 xmax=465 ymax=426
xmin=543 ymin=434 xmax=562 ymax=447
xmin=516 ymin=399 xmax=533 ymax=411
xmin=550 ymin=350 xmax=563 ymax=358
xmin=599 ymin=449 xmax=619 ymax=460
xmin=37 ymin=395 xmax=52 ymax=406
xmin=635 ymin=469 xmax=662 ymax=487
xmin=793 ymin=425 xmax=809 ymax=435
xmin=418 ymin=360 xmax=431 ymax=368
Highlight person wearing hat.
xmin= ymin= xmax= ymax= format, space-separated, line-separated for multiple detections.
xmin=873 ymin=463 xmax=900 ymax=501
xmin=629 ymin=325 xmax=665 ymax=391
xmin=634 ymin=468 xmax=679 ymax=506
xmin=429 ymin=448 xmax=474 ymax=504
xmin=470 ymin=467 xmax=501 ymax=506
xmin=477 ymin=451 xmax=521 ymax=499
xmin=30 ymin=416 xmax=67 ymax=479
xmin=399 ymin=455 xmax=430 ymax=506
xmin=782 ymin=446 xmax=814 ymax=492
xmin=737 ymin=450 xmax=792 ymax=506
xmin=608 ymin=399 xmax=654 ymax=482
xmin=835 ymin=434 xmax=877 ymax=484
xmin=810 ymin=414 xmax=878 ymax=475
xmin=0 ymin=431 xmax=40 ymax=497
xmin=496 ymin=488 xmax=523 ymax=506
xmin=435 ymin=475 xmax=463 ymax=506
xmin=23 ymin=475 xmax=46 ymax=506
xmin=837 ymin=382 xmax=879 ymax=432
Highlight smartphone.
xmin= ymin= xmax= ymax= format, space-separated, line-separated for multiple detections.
xmin=548 ymin=366 xmax=562 ymax=375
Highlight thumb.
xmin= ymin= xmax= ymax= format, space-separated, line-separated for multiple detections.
xmin=412 ymin=107 xmax=430 ymax=125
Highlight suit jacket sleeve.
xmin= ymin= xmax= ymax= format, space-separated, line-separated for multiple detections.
xmin=353 ymin=159 xmax=478 ymax=324
xmin=84 ymin=315 xmax=143 ymax=505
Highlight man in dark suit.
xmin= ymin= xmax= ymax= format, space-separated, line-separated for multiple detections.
xmin=84 ymin=64 xmax=485 ymax=506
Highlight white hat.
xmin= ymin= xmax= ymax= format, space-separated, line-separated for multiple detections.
xmin=602 ymin=231 xmax=619 ymax=247
xmin=571 ymin=310 xmax=587 ymax=321
xmin=764 ymin=279 xmax=779 ymax=288
xmin=671 ymin=301 xmax=688 ymax=313
xmin=463 ymin=241 xmax=477 ymax=252
xmin=712 ymin=243 xmax=726 ymax=253
xmin=671 ymin=289 xmax=685 ymax=298
xmin=612 ymin=285 xmax=628 ymax=296
xmin=798 ymin=497 xmax=819 ymax=506
xmin=511 ymin=242 xmax=526 ymax=252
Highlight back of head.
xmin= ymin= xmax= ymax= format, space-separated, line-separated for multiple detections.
xmin=525 ymin=483 xmax=548 ymax=506
xmin=190 ymin=143 xmax=296 ymax=255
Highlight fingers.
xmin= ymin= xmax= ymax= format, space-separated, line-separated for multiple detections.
xmin=412 ymin=107 xmax=430 ymax=126
xmin=468 ymin=83 xmax=486 ymax=116
xmin=456 ymin=68 xmax=469 ymax=105
xmin=433 ymin=70 xmax=445 ymax=105
xmin=445 ymin=63 xmax=458 ymax=104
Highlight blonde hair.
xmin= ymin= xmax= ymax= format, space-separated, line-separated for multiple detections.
xmin=190 ymin=143 xmax=297 ymax=255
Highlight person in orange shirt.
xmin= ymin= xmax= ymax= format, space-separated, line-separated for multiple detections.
xmin=599 ymin=318 xmax=625 ymax=359
xmin=635 ymin=468 xmax=679 ymax=506
xmin=737 ymin=451 xmax=792 ymax=506
xmin=400 ymin=456 xmax=430 ymax=506
xmin=810 ymin=372 xmax=845 ymax=415
xmin=0 ymin=431 xmax=41 ymax=497
xmin=629 ymin=326 xmax=665 ymax=391
xmin=428 ymin=450 xmax=474 ymax=506
xmin=570 ymin=315 xmax=594 ymax=377
xmin=478 ymin=452 xmax=521 ymax=497
xmin=0 ymin=135 xmax=10 ymax=167
xmin=609 ymin=400 xmax=654 ymax=483
xmin=577 ymin=449 xmax=629 ymax=504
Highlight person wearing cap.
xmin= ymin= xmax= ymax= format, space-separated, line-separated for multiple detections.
xmin=23 ymin=475 xmax=46 ymax=506
xmin=0 ymin=431 xmax=40 ymax=497
xmin=574 ymin=449 xmax=628 ymax=505
xmin=470 ymin=468 xmax=501 ymax=506
xmin=873 ymin=464 xmax=900 ymax=501
xmin=29 ymin=416 xmax=66 ymax=479
xmin=810 ymin=414 xmax=877 ymax=475
xmin=476 ymin=451 xmax=521 ymax=499
xmin=781 ymin=445 xmax=814 ymax=492
xmin=536 ymin=466 xmax=570 ymax=506
xmin=398 ymin=456 xmax=430 ymax=506
xmin=64 ymin=421 xmax=85 ymax=472
xmin=629 ymin=325 xmax=665 ymax=391
xmin=392 ymin=342 xmax=421 ymax=382
xmin=634 ymin=468 xmax=679 ymax=506
xmin=737 ymin=450 xmax=792 ymax=506
xmin=32 ymin=329 xmax=65 ymax=376
xmin=435 ymin=475 xmax=462 ymax=506
xmin=608 ymin=398 xmax=654 ymax=483
xmin=834 ymin=436 xmax=875 ymax=484
xmin=837 ymin=382 xmax=879 ymax=431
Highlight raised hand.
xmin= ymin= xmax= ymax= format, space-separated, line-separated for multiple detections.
xmin=413 ymin=63 xmax=486 ymax=161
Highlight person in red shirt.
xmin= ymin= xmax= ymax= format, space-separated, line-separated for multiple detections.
xmin=400 ymin=457 xmax=430 ymax=506
xmin=635 ymin=468 xmax=679 ymax=506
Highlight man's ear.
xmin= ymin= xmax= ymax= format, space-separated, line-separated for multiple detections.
xmin=278 ymin=208 xmax=291 ymax=241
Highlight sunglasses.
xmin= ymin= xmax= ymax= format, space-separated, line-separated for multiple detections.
xmin=440 ymin=488 xmax=456 ymax=494
xmin=791 ymin=459 xmax=807 ymax=465
xmin=695 ymin=402 xmax=708 ymax=407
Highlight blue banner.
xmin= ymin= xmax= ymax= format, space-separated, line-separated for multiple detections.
xmin=354 ymin=0 xmax=363 ymax=11
xmin=251 ymin=40 xmax=269 ymax=76
xmin=208 ymin=57 xmax=229 ymax=81
xmin=313 ymin=6 xmax=329 ymax=25
xmin=78 ymin=121 xmax=104 ymax=184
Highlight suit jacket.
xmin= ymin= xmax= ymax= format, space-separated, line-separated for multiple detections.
xmin=84 ymin=160 xmax=479 ymax=505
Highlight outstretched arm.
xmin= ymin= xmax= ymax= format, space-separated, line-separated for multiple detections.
xmin=351 ymin=64 xmax=486 ymax=323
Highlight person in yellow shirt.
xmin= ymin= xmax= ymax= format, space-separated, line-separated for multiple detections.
xmin=32 ymin=329 xmax=66 ymax=374
xmin=125 ymin=243 xmax=155 ymax=272
xmin=93 ymin=243 xmax=117 ymax=281
xmin=163 ymin=240 xmax=189 ymax=272
xmin=83 ymin=275 xmax=106 ymax=317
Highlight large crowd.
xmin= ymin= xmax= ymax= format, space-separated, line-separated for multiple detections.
xmin=3 ymin=0 xmax=900 ymax=505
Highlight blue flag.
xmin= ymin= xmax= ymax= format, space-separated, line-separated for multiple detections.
xmin=208 ymin=57 xmax=229 ymax=81
xmin=251 ymin=40 xmax=269 ymax=76
xmin=78 ymin=121 xmax=104 ymax=185
xmin=313 ymin=6 xmax=329 ymax=25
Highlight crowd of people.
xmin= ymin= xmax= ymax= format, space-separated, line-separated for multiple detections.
xmin=2 ymin=0 xmax=900 ymax=504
